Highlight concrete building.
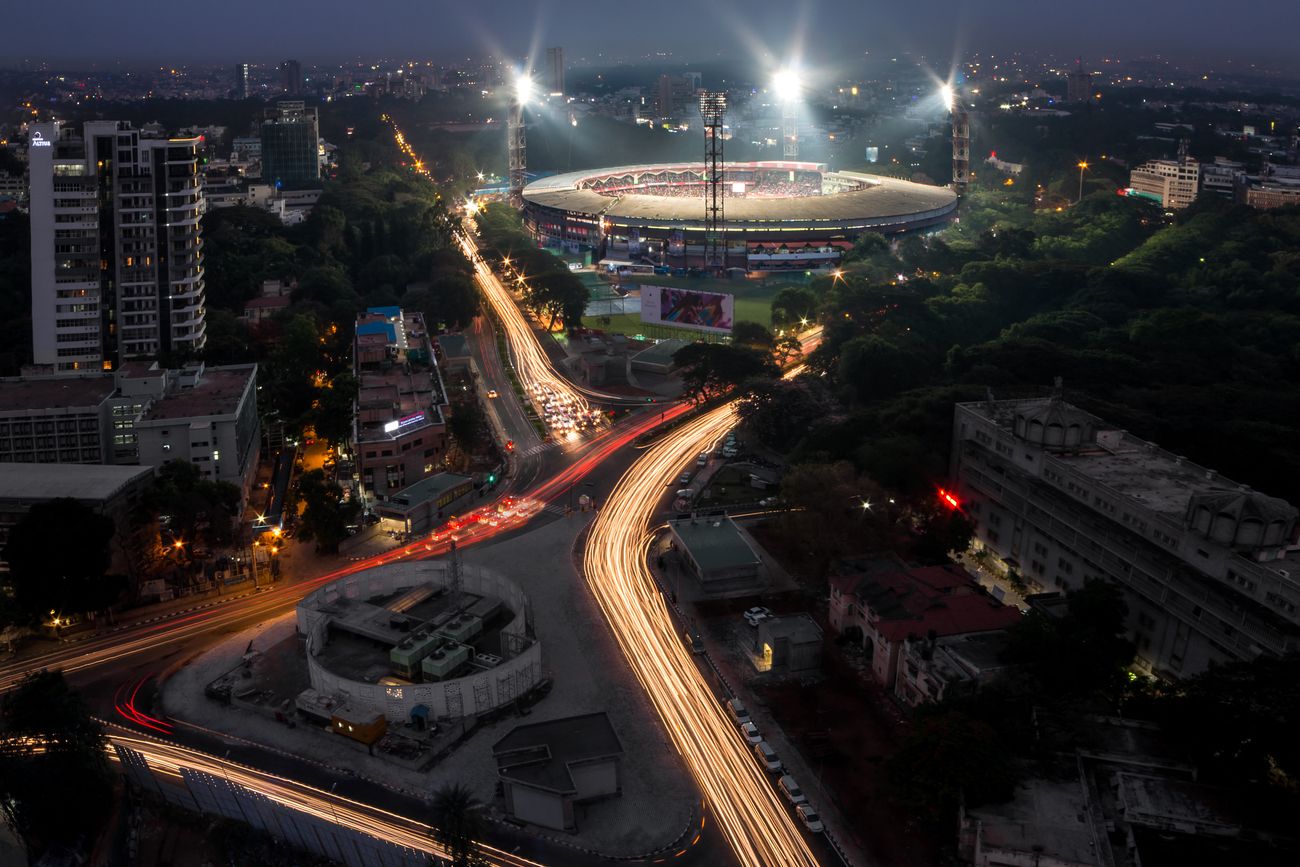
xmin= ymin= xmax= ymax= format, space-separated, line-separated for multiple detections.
xmin=1200 ymin=158 xmax=1245 ymax=199
xmin=1246 ymin=183 xmax=1300 ymax=210
xmin=134 ymin=363 xmax=260 ymax=497
xmin=374 ymin=472 xmax=473 ymax=535
xmin=546 ymin=47 xmax=565 ymax=98
xmin=0 ymin=363 xmax=259 ymax=498
xmin=1128 ymin=157 xmax=1200 ymax=209
xmin=829 ymin=563 xmax=1022 ymax=689
xmin=260 ymin=101 xmax=319 ymax=190
xmin=894 ymin=629 xmax=1014 ymax=707
xmin=0 ymin=375 xmax=116 ymax=464
xmin=353 ymin=307 xmax=450 ymax=501
xmin=1065 ymin=60 xmax=1093 ymax=103
xmin=949 ymin=394 xmax=1300 ymax=678
xmin=0 ymin=462 xmax=155 ymax=574
xmin=27 ymin=121 xmax=207 ymax=371
xmin=234 ymin=63 xmax=251 ymax=99
xmin=959 ymin=714 xmax=1295 ymax=867
xmin=493 ymin=712 xmax=623 ymax=832
xmin=296 ymin=560 xmax=541 ymax=724
xmin=280 ymin=59 xmax=302 ymax=97
xmin=751 ymin=614 xmax=822 ymax=675
xmin=667 ymin=516 xmax=762 ymax=593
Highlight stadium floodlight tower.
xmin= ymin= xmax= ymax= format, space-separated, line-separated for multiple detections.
xmin=699 ymin=90 xmax=728 ymax=274
xmin=942 ymin=83 xmax=970 ymax=194
xmin=508 ymin=73 xmax=534 ymax=205
xmin=773 ymin=68 xmax=801 ymax=160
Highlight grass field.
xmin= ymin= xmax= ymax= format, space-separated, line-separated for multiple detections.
xmin=584 ymin=273 xmax=811 ymax=335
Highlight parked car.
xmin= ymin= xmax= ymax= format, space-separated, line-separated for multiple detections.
xmin=684 ymin=630 xmax=705 ymax=654
xmin=778 ymin=774 xmax=808 ymax=806
xmin=796 ymin=803 xmax=824 ymax=833
xmin=743 ymin=606 xmax=774 ymax=627
xmin=740 ymin=721 xmax=762 ymax=744
xmin=696 ymin=452 xmax=709 ymax=466
xmin=679 ymin=473 xmax=692 ymax=485
xmin=725 ymin=698 xmax=750 ymax=725
xmin=753 ymin=740 xmax=782 ymax=773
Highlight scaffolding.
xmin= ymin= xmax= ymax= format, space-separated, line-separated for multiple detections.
xmin=508 ymin=100 xmax=526 ymax=204
xmin=698 ymin=91 xmax=728 ymax=273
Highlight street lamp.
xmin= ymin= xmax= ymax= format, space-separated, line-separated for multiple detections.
xmin=1077 ymin=160 xmax=1089 ymax=203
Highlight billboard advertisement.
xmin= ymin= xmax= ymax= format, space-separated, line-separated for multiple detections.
xmin=640 ymin=285 xmax=734 ymax=334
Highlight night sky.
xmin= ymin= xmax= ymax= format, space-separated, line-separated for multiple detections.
xmin=6 ymin=0 xmax=1298 ymax=70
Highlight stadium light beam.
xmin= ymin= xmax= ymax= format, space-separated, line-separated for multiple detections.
xmin=513 ymin=73 xmax=535 ymax=105
xmin=772 ymin=68 xmax=801 ymax=103
xmin=940 ymin=83 xmax=956 ymax=113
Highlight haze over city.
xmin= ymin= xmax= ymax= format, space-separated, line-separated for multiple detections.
xmin=1 ymin=2 xmax=1300 ymax=867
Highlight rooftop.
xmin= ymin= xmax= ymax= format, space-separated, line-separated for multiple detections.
xmin=833 ymin=563 xmax=1022 ymax=642
xmin=0 ymin=375 xmax=115 ymax=413
xmin=386 ymin=472 xmax=473 ymax=511
xmin=971 ymin=777 xmax=1098 ymax=865
xmin=960 ymin=397 xmax=1299 ymax=525
xmin=631 ymin=338 xmax=688 ymax=366
xmin=524 ymin=164 xmax=958 ymax=227
xmin=668 ymin=517 xmax=761 ymax=573
xmin=142 ymin=365 xmax=256 ymax=421
xmin=759 ymin=614 xmax=822 ymax=645
xmin=493 ymin=712 xmax=624 ymax=795
xmin=0 ymin=463 xmax=154 ymax=502
xmin=436 ymin=334 xmax=470 ymax=359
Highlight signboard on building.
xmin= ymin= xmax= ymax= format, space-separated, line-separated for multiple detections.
xmin=383 ymin=411 xmax=425 ymax=434
xmin=640 ymin=285 xmax=734 ymax=334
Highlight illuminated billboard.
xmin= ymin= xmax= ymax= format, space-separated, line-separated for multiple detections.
xmin=640 ymin=285 xmax=734 ymax=335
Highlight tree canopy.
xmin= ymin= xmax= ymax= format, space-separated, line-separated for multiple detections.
xmin=2 ymin=498 xmax=123 ymax=623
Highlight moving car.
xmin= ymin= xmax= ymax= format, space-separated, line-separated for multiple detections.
xmin=486 ymin=389 xmax=499 ymax=398
xmin=796 ymin=803 xmax=824 ymax=833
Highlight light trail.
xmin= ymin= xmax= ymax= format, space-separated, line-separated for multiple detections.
xmin=106 ymin=731 xmax=542 ymax=867
xmin=583 ymin=404 xmax=820 ymax=867
xmin=0 ymin=406 xmax=685 ymax=693
xmin=457 ymin=229 xmax=603 ymax=436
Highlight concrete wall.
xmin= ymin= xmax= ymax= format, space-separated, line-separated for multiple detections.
xmin=298 ymin=560 xmax=541 ymax=723
xmin=507 ymin=783 xmax=568 ymax=831
xmin=570 ymin=757 xmax=619 ymax=800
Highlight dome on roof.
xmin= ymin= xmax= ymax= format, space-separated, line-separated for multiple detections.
xmin=1013 ymin=400 xmax=1094 ymax=449
xmin=1186 ymin=490 xmax=1297 ymax=549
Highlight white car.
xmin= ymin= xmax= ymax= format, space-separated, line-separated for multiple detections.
xmin=796 ymin=803 xmax=824 ymax=833
xmin=740 ymin=721 xmax=762 ymax=744
xmin=743 ymin=606 xmax=774 ymax=627
xmin=679 ymin=473 xmax=692 ymax=485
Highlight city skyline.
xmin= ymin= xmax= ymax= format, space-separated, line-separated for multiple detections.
xmin=4 ymin=0 xmax=1300 ymax=71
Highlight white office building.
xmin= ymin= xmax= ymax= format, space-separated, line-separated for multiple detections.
xmin=27 ymin=121 xmax=206 ymax=372
xmin=950 ymin=394 xmax=1300 ymax=679
xmin=1128 ymin=157 xmax=1200 ymax=209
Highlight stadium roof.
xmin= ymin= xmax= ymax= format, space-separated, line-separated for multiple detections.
xmin=523 ymin=164 xmax=958 ymax=228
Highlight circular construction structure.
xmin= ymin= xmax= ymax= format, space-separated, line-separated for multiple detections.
xmin=522 ymin=161 xmax=959 ymax=270
xmin=296 ymin=560 xmax=541 ymax=725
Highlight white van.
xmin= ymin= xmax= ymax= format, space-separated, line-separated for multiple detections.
xmin=753 ymin=741 xmax=782 ymax=773
xmin=726 ymin=698 xmax=750 ymax=725
xmin=778 ymin=774 xmax=807 ymax=805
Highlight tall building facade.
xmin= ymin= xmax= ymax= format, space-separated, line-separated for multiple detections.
xmin=1128 ymin=157 xmax=1200 ymax=209
xmin=260 ymin=101 xmax=320 ymax=190
xmin=949 ymin=395 xmax=1300 ymax=679
xmin=281 ymin=59 xmax=302 ymax=96
xmin=546 ymin=46 xmax=565 ymax=97
xmin=235 ymin=63 xmax=251 ymax=99
xmin=1065 ymin=60 xmax=1093 ymax=103
xmin=28 ymin=121 xmax=206 ymax=372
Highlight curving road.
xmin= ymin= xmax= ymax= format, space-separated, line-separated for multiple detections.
xmin=582 ymin=403 xmax=821 ymax=867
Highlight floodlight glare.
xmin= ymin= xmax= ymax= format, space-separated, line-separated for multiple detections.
xmin=514 ymin=74 xmax=535 ymax=104
xmin=940 ymin=83 xmax=956 ymax=112
xmin=773 ymin=68 xmax=801 ymax=103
